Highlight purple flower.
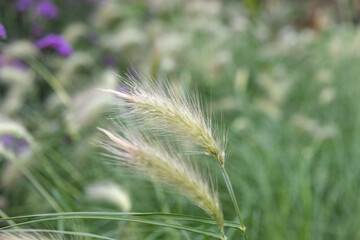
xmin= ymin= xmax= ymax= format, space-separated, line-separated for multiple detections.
xmin=0 ymin=23 xmax=7 ymax=40
xmin=0 ymin=134 xmax=29 ymax=155
xmin=36 ymin=34 xmax=73 ymax=57
xmin=12 ymin=59 xmax=27 ymax=70
xmin=37 ymin=1 xmax=58 ymax=19
xmin=0 ymin=53 xmax=28 ymax=70
xmin=0 ymin=135 xmax=14 ymax=146
xmin=15 ymin=0 xmax=33 ymax=12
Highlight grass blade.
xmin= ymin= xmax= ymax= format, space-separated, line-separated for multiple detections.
xmin=1 ymin=216 xmax=222 ymax=239
xmin=0 ymin=212 xmax=241 ymax=229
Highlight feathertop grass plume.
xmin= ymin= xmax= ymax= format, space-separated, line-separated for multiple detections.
xmin=0 ymin=232 xmax=55 ymax=240
xmin=101 ymin=75 xmax=226 ymax=166
xmin=86 ymin=180 xmax=132 ymax=211
xmin=0 ymin=230 xmax=105 ymax=240
xmin=0 ymin=120 xmax=35 ymax=148
xmin=3 ymin=40 xmax=39 ymax=58
xmin=98 ymin=127 xmax=225 ymax=231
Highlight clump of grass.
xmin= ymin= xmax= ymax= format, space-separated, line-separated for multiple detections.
xmin=98 ymin=127 xmax=225 ymax=237
xmin=101 ymin=74 xmax=248 ymax=239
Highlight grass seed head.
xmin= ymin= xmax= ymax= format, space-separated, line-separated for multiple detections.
xmin=101 ymin=74 xmax=226 ymax=165
xmin=98 ymin=127 xmax=224 ymax=228
xmin=86 ymin=180 xmax=132 ymax=211
xmin=0 ymin=232 xmax=57 ymax=240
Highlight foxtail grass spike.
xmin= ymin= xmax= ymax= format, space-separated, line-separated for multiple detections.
xmin=100 ymin=76 xmax=226 ymax=166
xmin=98 ymin=127 xmax=225 ymax=232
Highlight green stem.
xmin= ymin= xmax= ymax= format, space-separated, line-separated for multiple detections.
xmin=0 ymin=212 xmax=242 ymax=228
xmin=219 ymin=164 xmax=248 ymax=240
xmin=1 ymin=216 xmax=223 ymax=239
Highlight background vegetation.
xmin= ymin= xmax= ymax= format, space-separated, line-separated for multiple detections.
xmin=1 ymin=0 xmax=360 ymax=239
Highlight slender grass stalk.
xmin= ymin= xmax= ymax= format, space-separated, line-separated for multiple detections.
xmin=1 ymin=216 xmax=224 ymax=239
xmin=0 ymin=212 xmax=242 ymax=229
xmin=220 ymin=164 xmax=248 ymax=240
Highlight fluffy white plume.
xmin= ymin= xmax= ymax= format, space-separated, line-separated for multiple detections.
xmin=86 ymin=181 xmax=132 ymax=211
xmin=101 ymin=75 xmax=226 ymax=165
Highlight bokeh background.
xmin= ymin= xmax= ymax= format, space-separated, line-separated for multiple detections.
xmin=1 ymin=0 xmax=360 ymax=239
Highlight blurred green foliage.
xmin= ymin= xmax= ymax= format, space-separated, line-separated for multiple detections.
xmin=1 ymin=0 xmax=360 ymax=239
